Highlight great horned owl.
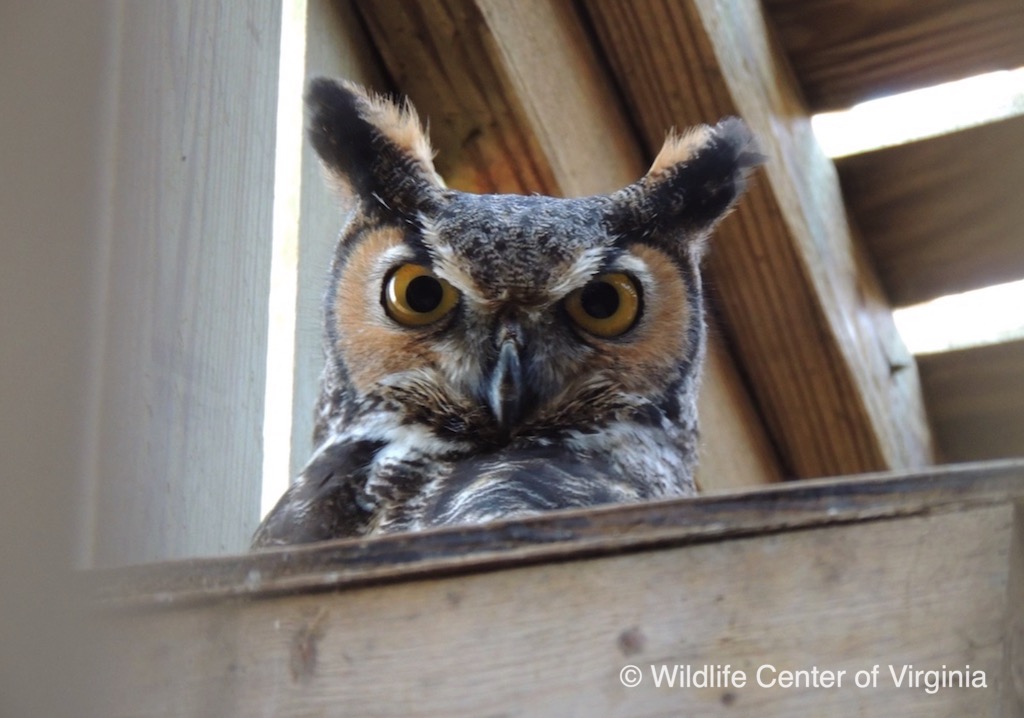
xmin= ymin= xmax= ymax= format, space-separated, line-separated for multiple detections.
xmin=252 ymin=79 xmax=761 ymax=548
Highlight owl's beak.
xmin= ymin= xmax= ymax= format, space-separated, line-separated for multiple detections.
xmin=488 ymin=339 xmax=524 ymax=429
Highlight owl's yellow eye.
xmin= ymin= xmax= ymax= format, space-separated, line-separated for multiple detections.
xmin=384 ymin=264 xmax=459 ymax=327
xmin=565 ymin=273 xmax=641 ymax=338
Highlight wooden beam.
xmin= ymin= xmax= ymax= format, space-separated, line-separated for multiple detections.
xmin=89 ymin=1 xmax=281 ymax=565
xmin=93 ymin=461 xmax=1024 ymax=605
xmin=696 ymin=333 xmax=783 ymax=492
xmin=352 ymin=0 xmax=782 ymax=490
xmin=837 ymin=115 xmax=1024 ymax=306
xmin=90 ymin=464 xmax=1024 ymax=715
xmin=764 ymin=0 xmax=1024 ymax=112
xmin=354 ymin=0 xmax=644 ymax=198
xmin=918 ymin=339 xmax=1024 ymax=462
xmin=355 ymin=0 xmax=559 ymax=196
xmin=586 ymin=0 xmax=935 ymax=477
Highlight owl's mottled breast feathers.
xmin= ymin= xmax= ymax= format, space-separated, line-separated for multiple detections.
xmin=252 ymin=78 xmax=762 ymax=548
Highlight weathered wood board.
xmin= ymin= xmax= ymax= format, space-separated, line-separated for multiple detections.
xmin=765 ymin=0 xmax=1024 ymax=112
xmin=90 ymin=462 xmax=1024 ymax=716
xmin=837 ymin=115 xmax=1024 ymax=307
xmin=919 ymin=339 xmax=1024 ymax=463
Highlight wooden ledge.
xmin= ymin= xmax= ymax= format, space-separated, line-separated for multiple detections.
xmin=89 ymin=460 xmax=1024 ymax=716
xmin=93 ymin=460 xmax=1024 ymax=609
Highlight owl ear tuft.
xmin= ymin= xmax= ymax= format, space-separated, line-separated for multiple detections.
xmin=306 ymin=78 xmax=443 ymax=216
xmin=606 ymin=118 xmax=764 ymax=247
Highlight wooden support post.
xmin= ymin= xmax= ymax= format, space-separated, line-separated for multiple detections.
xmin=89 ymin=1 xmax=281 ymax=565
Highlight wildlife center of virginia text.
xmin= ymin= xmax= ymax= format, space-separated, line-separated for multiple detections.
xmin=618 ymin=663 xmax=989 ymax=694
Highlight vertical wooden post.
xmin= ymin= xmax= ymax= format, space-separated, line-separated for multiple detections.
xmin=89 ymin=1 xmax=282 ymax=565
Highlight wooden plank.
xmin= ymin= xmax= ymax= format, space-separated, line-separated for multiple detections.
xmin=764 ymin=0 xmax=1024 ymax=112
xmin=918 ymin=339 xmax=1024 ymax=463
xmin=837 ymin=116 xmax=1024 ymax=306
xmin=96 ymin=508 xmax=1019 ymax=716
xmin=92 ymin=461 xmax=1024 ymax=606
xmin=696 ymin=322 xmax=782 ymax=492
xmin=89 ymin=1 xmax=281 ymax=566
xmin=1004 ymin=503 xmax=1024 ymax=718
xmin=287 ymin=0 xmax=388 ymax=483
xmin=90 ymin=465 xmax=1024 ymax=716
xmin=585 ymin=0 xmax=935 ymax=477
xmin=354 ymin=0 xmax=562 ymax=196
xmin=351 ymin=0 xmax=781 ymax=491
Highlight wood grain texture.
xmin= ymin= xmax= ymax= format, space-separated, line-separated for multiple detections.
xmin=288 ymin=0 xmax=387 ymax=481
xmin=765 ymin=0 xmax=1024 ymax=112
xmin=92 ymin=461 xmax=1024 ymax=606
xmin=918 ymin=339 xmax=1024 ymax=463
xmin=89 ymin=1 xmax=280 ymax=566
xmin=1004 ymin=503 xmax=1024 ymax=718
xmin=352 ymin=0 xmax=782 ymax=491
xmin=356 ymin=0 xmax=561 ymax=195
xmin=90 ymin=464 xmax=1024 ymax=716
xmin=586 ymin=0 xmax=935 ymax=478
xmin=837 ymin=115 xmax=1024 ymax=306
xmin=697 ymin=320 xmax=783 ymax=491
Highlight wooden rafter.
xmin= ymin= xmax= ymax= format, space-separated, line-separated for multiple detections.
xmin=585 ymin=0 xmax=935 ymax=477
xmin=919 ymin=339 xmax=1024 ymax=462
xmin=837 ymin=115 xmax=1024 ymax=307
xmin=765 ymin=0 xmax=1024 ymax=112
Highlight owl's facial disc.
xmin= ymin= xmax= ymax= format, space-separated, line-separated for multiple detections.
xmin=331 ymin=208 xmax=700 ymax=442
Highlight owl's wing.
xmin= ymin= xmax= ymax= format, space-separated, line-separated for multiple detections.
xmin=250 ymin=439 xmax=383 ymax=549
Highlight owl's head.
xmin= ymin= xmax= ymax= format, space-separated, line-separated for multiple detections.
xmin=309 ymin=78 xmax=761 ymax=448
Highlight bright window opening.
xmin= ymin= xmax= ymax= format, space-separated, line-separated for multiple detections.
xmin=812 ymin=67 xmax=1024 ymax=158
xmin=812 ymin=67 xmax=1024 ymax=356
xmin=262 ymin=0 xmax=308 ymax=518
xmin=893 ymin=279 xmax=1024 ymax=355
